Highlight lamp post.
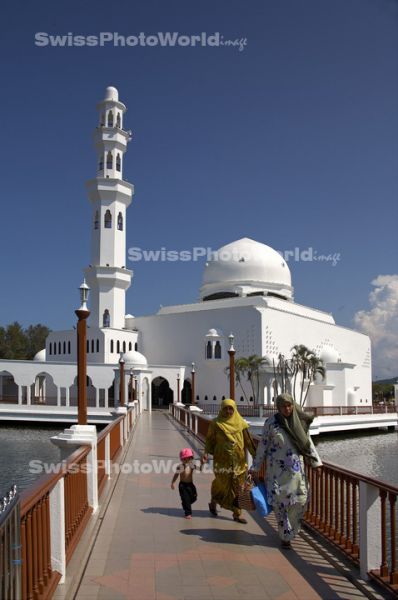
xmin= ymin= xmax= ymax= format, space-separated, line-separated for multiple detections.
xmin=75 ymin=280 xmax=90 ymax=425
xmin=228 ymin=333 xmax=236 ymax=401
xmin=177 ymin=372 xmax=180 ymax=404
xmin=119 ymin=354 xmax=125 ymax=407
xmin=191 ymin=362 xmax=196 ymax=405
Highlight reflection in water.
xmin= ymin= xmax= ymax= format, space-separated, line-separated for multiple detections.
xmin=251 ymin=427 xmax=398 ymax=486
xmin=0 ymin=424 xmax=66 ymax=494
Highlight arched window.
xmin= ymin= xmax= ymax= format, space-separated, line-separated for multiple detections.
xmin=107 ymin=111 xmax=114 ymax=127
xmin=110 ymin=340 xmax=114 ymax=353
xmin=129 ymin=342 xmax=132 ymax=351
xmin=222 ymin=396 xmax=225 ymax=401
xmin=58 ymin=342 xmax=61 ymax=354
xmin=54 ymin=343 xmax=56 ymax=356
xmin=249 ymin=396 xmax=253 ymax=402
xmin=94 ymin=210 xmax=99 ymax=229
xmin=104 ymin=210 xmax=112 ymax=229
xmin=100 ymin=112 xmax=105 ymax=126
xmin=116 ymin=154 xmax=121 ymax=172
xmin=91 ymin=339 xmax=94 ymax=353
xmin=116 ymin=113 xmax=121 ymax=128
xmin=204 ymin=395 xmax=208 ymax=401
xmin=68 ymin=341 xmax=71 ymax=354
xmin=240 ymin=396 xmax=244 ymax=402
xmin=103 ymin=309 xmax=110 ymax=327
xmin=49 ymin=343 xmax=52 ymax=355
xmin=214 ymin=341 xmax=222 ymax=359
xmin=117 ymin=340 xmax=120 ymax=353
xmin=123 ymin=341 xmax=126 ymax=353
xmin=87 ymin=340 xmax=90 ymax=353
xmin=196 ymin=395 xmax=200 ymax=402
xmin=134 ymin=342 xmax=138 ymax=351
xmin=98 ymin=156 xmax=103 ymax=171
xmin=117 ymin=212 xmax=123 ymax=231
xmin=96 ymin=339 xmax=99 ymax=353
xmin=63 ymin=341 xmax=66 ymax=354
xmin=213 ymin=395 xmax=217 ymax=401
xmin=106 ymin=151 xmax=113 ymax=169
xmin=206 ymin=341 xmax=212 ymax=359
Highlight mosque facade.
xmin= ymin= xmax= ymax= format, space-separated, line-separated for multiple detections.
xmin=0 ymin=88 xmax=372 ymax=418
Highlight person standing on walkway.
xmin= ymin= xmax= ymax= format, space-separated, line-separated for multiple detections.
xmin=171 ymin=448 xmax=198 ymax=519
xmin=201 ymin=398 xmax=256 ymax=524
xmin=251 ymin=393 xmax=322 ymax=548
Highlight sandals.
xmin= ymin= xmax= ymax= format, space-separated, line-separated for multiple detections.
xmin=233 ymin=516 xmax=248 ymax=524
xmin=208 ymin=502 xmax=218 ymax=516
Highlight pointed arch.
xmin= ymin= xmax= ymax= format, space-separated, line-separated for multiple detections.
xmin=98 ymin=155 xmax=104 ymax=171
xmin=116 ymin=113 xmax=121 ymax=128
xmin=117 ymin=212 xmax=123 ymax=231
xmin=214 ymin=341 xmax=222 ymax=359
xmin=104 ymin=210 xmax=112 ymax=228
xmin=107 ymin=111 xmax=114 ymax=127
xmin=206 ymin=341 xmax=212 ymax=359
xmin=103 ymin=309 xmax=110 ymax=327
xmin=116 ymin=153 xmax=121 ymax=172
xmin=106 ymin=151 xmax=113 ymax=169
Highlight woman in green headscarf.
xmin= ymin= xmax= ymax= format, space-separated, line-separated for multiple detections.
xmin=202 ymin=399 xmax=256 ymax=523
xmin=251 ymin=393 xmax=322 ymax=547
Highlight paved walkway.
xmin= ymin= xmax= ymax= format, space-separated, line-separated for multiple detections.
xmin=71 ymin=412 xmax=377 ymax=600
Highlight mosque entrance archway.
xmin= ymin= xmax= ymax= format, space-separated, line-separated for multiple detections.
xmin=70 ymin=375 xmax=96 ymax=407
xmin=181 ymin=379 xmax=192 ymax=405
xmin=0 ymin=371 xmax=18 ymax=404
xmin=151 ymin=377 xmax=173 ymax=408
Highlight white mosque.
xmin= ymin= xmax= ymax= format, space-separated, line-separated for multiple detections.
xmin=0 ymin=87 xmax=372 ymax=421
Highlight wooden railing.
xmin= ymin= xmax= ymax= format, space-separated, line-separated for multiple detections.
xmin=170 ymin=404 xmax=398 ymax=597
xmin=0 ymin=485 xmax=21 ymax=599
xmin=12 ymin=401 xmax=141 ymax=599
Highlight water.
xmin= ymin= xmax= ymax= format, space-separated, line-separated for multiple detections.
xmin=250 ymin=427 xmax=398 ymax=487
xmin=0 ymin=424 xmax=66 ymax=495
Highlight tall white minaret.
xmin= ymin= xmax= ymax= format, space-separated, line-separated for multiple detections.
xmin=84 ymin=87 xmax=134 ymax=330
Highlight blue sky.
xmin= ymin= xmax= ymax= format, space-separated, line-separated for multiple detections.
xmin=0 ymin=0 xmax=397 ymax=352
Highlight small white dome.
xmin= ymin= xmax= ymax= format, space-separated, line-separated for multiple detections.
xmin=200 ymin=238 xmax=293 ymax=301
xmin=34 ymin=349 xmax=46 ymax=362
xmin=319 ymin=346 xmax=339 ymax=364
xmin=206 ymin=328 xmax=223 ymax=337
xmin=123 ymin=350 xmax=148 ymax=367
xmin=104 ymin=86 xmax=119 ymax=101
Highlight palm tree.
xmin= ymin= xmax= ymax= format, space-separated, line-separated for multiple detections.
xmin=290 ymin=344 xmax=325 ymax=406
xmin=234 ymin=355 xmax=269 ymax=406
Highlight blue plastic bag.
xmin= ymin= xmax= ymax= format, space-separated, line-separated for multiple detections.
xmin=251 ymin=482 xmax=272 ymax=517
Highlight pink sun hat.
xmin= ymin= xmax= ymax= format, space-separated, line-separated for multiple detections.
xmin=179 ymin=448 xmax=194 ymax=460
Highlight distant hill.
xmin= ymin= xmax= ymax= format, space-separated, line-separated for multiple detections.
xmin=373 ymin=377 xmax=398 ymax=385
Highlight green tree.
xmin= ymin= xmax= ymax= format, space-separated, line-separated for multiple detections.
xmin=0 ymin=322 xmax=51 ymax=360
xmin=25 ymin=324 xmax=51 ymax=359
xmin=290 ymin=344 xmax=325 ymax=406
xmin=4 ymin=322 xmax=27 ymax=359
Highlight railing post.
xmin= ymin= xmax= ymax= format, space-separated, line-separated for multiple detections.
xmin=105 ymin=433 xmax=111 ymax=478
xmin=49 ymin=479 xmax=66 ymax=584
xmin=359 ymin=481 xmax=382 ymax=580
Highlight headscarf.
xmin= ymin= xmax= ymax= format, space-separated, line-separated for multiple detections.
xmin=275 ymin=393 xmax=314 ymax=458
xmin=214 ymin=399 xmax=249 ymax=450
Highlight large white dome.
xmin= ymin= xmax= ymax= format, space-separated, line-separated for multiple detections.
xmin=200 ymin=238 xmax=293 ymax=301
xmin=123 ymin=350 xmax=148 ymax=367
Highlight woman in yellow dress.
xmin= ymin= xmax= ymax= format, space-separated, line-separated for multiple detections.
xmin=201 ymin=398 xmax=256 ymax=523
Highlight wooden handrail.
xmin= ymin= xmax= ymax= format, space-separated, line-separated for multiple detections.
xmin=20 ymin=446 xmax=91 ymax=516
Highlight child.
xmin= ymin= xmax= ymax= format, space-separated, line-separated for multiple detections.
xmin=171 ymin=448 xmax=199 ymax=519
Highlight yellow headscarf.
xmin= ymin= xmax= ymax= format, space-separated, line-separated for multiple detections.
xmin=214 ymin=399 xmax=249 ymax=450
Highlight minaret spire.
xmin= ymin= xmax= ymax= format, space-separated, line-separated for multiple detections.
xmin=84 ymin=87 xmax=134 ymax=330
